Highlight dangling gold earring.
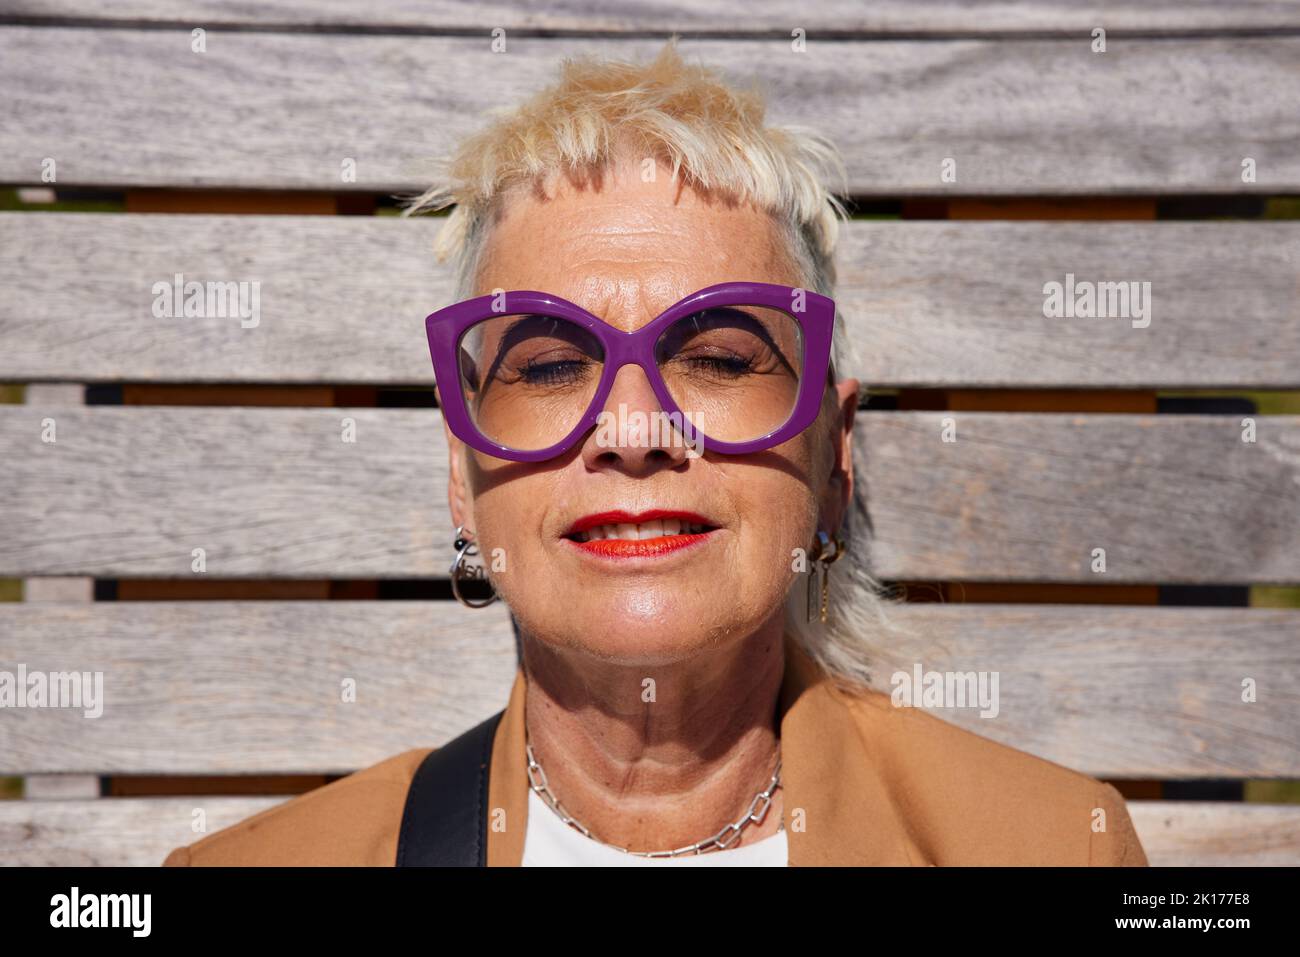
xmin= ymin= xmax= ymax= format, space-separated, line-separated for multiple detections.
xmin=806 ymin=530 xmax=848 ymax=624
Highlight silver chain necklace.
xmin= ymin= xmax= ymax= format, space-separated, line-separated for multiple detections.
xmin=524 ymin=736 xmax=783 ymax=857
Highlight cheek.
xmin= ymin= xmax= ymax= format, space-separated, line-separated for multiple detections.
xmin=727 ymin=460 xmax=820 ymax=585
xmin=462 ymin=457 xmax=551 ymax=584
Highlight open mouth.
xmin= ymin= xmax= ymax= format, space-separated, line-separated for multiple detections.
xmin=566 ymin=518 xmax=718 ymax=543
xmin=562 ymin=510 xmax=721 ymax=558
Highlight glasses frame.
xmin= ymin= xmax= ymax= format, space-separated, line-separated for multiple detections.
xmin=424 ymin=280 xmax=836 ymax=463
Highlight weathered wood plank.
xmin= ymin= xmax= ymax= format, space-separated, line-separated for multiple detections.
xmin=0 ymin=796 xmax=1296 ymax=866
xmin=0 ymin=602 xmax=1295 ymax=777
xmin=0 ymin=407 xmax=455 ymax=578
xmin=0 ymin=601 xmax=519 ymax=775
xmin=0 ymin=213 xmax=443 ymax=385
xmin=7 ymin=1 xmax=1300 ymax=34
xmin=839 ymin=222 xmax=1300 ymax=390
xmin=0 ymin=797 xmax=287 ymax=866
xmin=864 ymin=412 xmax=1300 ymax=584
xmin=1129 ymin=802 xmax=1300 ymax=867
xmin=2 ymin=408 xmax=1297 ymax=582
xmin=2 ymin=215 xmax=1297 ymax=389
xmin=887 ymin=605 xmax=1300 ymax=778
xmin=2 ymin=29 xmax=1296 ymax=193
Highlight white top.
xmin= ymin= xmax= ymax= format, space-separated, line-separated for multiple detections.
xmin=521 ymin=788 xmax=788 ymax=866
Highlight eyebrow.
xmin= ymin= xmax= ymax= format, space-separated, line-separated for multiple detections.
xmin=494 ymin=303 xmax=769 ymax=339
xmin=499 ymin=313 xmax=561 ymax=339
xmin=663 ymin=306 xmax=800 ymax=376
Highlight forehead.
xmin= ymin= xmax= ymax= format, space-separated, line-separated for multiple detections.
xmin=473 ymin=159 xmax=801 ymax=326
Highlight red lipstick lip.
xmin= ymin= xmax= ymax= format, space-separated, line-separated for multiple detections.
xmin=563 ymin=532 xmax=714 ymax=561
xmin=564 ymin=509 xmax=718 ymax=538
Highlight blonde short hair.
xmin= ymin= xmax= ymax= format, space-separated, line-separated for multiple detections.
xmin=403 ymin=38 xmax=918 ymax=693
xmin=402 ymin=37 xmax=848 ymax=293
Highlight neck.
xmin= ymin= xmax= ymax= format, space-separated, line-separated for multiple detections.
xmin=519 ymin=617 xmax=787 ymax=853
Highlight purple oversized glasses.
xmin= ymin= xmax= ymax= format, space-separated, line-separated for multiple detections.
xmin=424 ymin=281 xmax=836 ymax=462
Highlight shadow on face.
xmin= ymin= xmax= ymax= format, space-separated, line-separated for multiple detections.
xmin=441 ymin=154 xmax=856 ymax=667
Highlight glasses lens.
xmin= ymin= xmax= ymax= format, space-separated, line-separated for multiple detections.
xmin=655 ymin=304 xmax=804 ymax=443
xmin=455 ymin=313 xmax=605 ymax=452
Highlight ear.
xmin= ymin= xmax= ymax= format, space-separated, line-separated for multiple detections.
xmin=820 ymin=378 xmax=859 ymax=534
xmin=438 ymin=384 xmax=474 ymax=532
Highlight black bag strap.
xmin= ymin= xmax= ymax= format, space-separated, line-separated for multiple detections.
xmin=395 ymin=709 xmax=505 ymax=867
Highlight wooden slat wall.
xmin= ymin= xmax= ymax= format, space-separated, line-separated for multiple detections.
xmin=1 ymin=798 xmax=1296 ymax=867
xmin=2 ymin=215 xmax=1298 ymax=389
xmin=2 ymin=29 xmax=1297 ymax=194
xmin=839 ymin=222 xmax=1300 ymax=389
xmin=2 ymin=2 xmax=1297 ymax=868
xmin=865 ymin=413 xmax=1300 ymax=584
xmin=0 ymin=602 xmax=519 ymax=775
xmin=2 ymin=408 xmax=1297 ymax=583
xmin=0 ymin=602 xmax=1295 ymax=778
xmin=1129 ymin=802 xmax=1300 ymax=867
xmin=6 ymin=1 xmax=1300 ymax=34
xmin=18 ymin=385 xmax=100 ymax=805
xmin=0 ymin=797 xmax=289 ymax=867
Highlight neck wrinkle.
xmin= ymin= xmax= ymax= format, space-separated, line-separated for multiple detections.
xmin=488 ymin=626 xmax=835 ymax=866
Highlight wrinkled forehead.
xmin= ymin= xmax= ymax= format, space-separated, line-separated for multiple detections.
xmin=471 ymin=162 xmax=803 ymax=333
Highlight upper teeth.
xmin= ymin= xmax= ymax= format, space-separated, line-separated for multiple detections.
xmin=572 ymin=519 xmax=710 ymax=542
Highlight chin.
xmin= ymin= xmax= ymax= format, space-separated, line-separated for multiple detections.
xmin=532 ymin=604 xmax=729 ymax=666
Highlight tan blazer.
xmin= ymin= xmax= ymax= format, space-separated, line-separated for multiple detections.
xmin=164 ymin=630 xmax=1148 ymax=866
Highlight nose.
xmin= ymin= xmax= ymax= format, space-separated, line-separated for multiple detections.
xmin=579 ymin=362 xmax=693 ymax=474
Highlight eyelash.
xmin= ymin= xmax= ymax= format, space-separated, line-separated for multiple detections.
xmin=520 ymin=357 xmax=591 ymax=386
xmin=677 ymin=353 xmax=756 ymax=378
xmin=519 ymin=352 xmax=756 ymax=387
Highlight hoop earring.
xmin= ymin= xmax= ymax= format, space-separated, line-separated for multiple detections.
xmin=806 ymin=530 xmax=848 ymax=625
xmin=450 ymin=525 xmax=498 ymax=609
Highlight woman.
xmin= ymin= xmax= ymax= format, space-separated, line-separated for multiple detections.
xmin=164 ymin=40 xmax=1147 ymax=867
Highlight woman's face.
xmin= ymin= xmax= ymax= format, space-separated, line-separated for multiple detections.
xmin=440 ymin=157 xmax=859 ymax=665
